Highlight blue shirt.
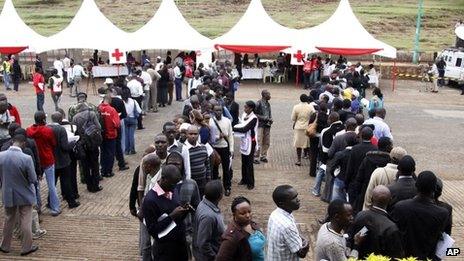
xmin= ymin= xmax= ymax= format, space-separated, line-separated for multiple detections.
xmin=248 ymin=229 xmax=265 ymax=261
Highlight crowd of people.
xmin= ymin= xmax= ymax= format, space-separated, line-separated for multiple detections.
xmin=0 ymin=50 xmax=455 ymax=261
xmin=290 ymin=64 xmax=453 ymax=260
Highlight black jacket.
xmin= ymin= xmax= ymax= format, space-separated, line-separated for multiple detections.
xmin=437 ymin=201 xmax=453 ymax=235
xmin=390 ymin=197 xmax=449 ymax=260
xmin=320 ymin=121 xmax=345 ymax=164
xmin=111 ymin=97 xmax=127 ymax=120
xmin=48 ymin=123 xmax=72 ymax=170
xmin=352 ymin=151 xmax=391 ymax=213
xmin=349 ymin=208 xmax=404 ymax=258
xmin=329 ymin=147 xmax=352 ymax=182
xmin=346 ymin=142 xmax=377 ymax=188
xmin=388 ymin=177 xmax=417 ymax=210
xmin=338 ymin=109 xmax=356 ymax=123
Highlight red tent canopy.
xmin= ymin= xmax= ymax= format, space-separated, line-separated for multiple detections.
xmin=0 ymin=47 xmax=28 ymax=55
xmin=316 ymin=47 xmax=383 ymax=56
xmin=214 ymin=44 xmax=290 ymax=54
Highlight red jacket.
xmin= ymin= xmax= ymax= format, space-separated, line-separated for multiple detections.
xmin=33 ymin=72 xmax=45 ymax=94
xmin=98 ymin=103 xmax=120 ymax=139
xmin=26 ymin=124 xmax=56 ymax=168
xmin=8 ymin=104 xmax=21 ymax=126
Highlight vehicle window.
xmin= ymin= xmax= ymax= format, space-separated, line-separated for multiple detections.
xmin=448 ymin=56 xmax=452 ymax=62
xmin=456 ymin=58 xmax=462 ymax=67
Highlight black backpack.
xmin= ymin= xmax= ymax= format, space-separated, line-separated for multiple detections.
xmin=81 ymin=110 xmax=102 ymax=150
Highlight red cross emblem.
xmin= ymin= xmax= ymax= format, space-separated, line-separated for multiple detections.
xmin=111 ymin=49 xmax=124 ymax=61
xmin=293 ymin=50 xmax=305 ymax=63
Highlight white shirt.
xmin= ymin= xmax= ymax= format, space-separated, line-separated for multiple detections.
xmin=72 ymin=64 xmax=88 ymax=78
xmin=267 ymin=208 xmax=303 ymax=261
xmin=188 ymin=77 xmax=203 ymax=93
xmin=140 ymin=71 xmax=152 ymax=91
xmin=155 ymin=62 xmax=164 ymax=71
xmin=53 ymin=60 xmax=64 ymax=77
xmin=364 ymin=116 xmax=393 ymax=140
xmin=63 ymin=57 xmax=71 ymax=70
xmin=209 ymin=117 xmax=234 ymax=153
xmin=174 ymin=66 xmax=182 ymax=79
xmin=127 ymin=79 xmax=143 ymax=98
xmin=124 ymin=98 xmax=141 ymax=117
xmin=167 ymin=140 xmax=192 ymax=180
xmin=66 ymin=67 xmax=74 ymax=83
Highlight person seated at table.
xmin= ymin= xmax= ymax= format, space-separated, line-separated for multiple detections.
xmin=98 ymin=57 xmax=105 ymax=65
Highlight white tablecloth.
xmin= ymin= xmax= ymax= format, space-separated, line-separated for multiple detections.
xmin=233 ymin=68 xmax=264 ymax=79
xmin=92 ymin=66 xmax=129 ymax=77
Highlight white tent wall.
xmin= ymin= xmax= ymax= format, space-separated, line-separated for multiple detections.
xmin=0 ymin=0 xmax=46 ymax=53
xmin=287 ymin=0 xmax=396 ymax=59
xmin=129 ymin=0 xmax=213 ymax=51
xmin=35 ymin=0 xmax=132 ymax=53
xmin=213 ymin=0 xmax=297 ymax=52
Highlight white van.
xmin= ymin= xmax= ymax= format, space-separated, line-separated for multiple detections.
xmin=438 ymin=48 xmax=464 ymax=83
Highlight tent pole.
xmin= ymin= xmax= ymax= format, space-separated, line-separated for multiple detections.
xmin=295 ymin=65 xmax=299 ymax=87
xmin=391 ymin=60 xmax=397 ymax=92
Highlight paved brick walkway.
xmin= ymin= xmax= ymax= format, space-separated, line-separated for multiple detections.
xmin=0 ymin=80 xmax=462 ymax=260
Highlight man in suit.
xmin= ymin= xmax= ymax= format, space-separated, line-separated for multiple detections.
xmin=48 ymin=112 xmax=80 ymax=209
xmin=346 ymin=127 xmax=377 ymax=204
xmin=0 ymin=134 xmax=39 ymax=256
xmin=387 ymin=155 xmax=417 ymax=210
xmin=349 ymin=185 xmax=404 ymax=258
xmin=390 ymin=171 xmax=449 ymax=260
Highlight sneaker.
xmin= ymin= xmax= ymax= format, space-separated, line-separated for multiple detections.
xmin=33 ymin=229 xmax=47 ymax=239
xmin=260 ymin=157 xmax=268 ymax=163
xmin=50 ymin=210 xmax=61 ymax=217
xmin=68 ymin=201 xmax=80 ymax=209
xmin=311 ymin=189 xmax=321 ymax=197
xmin=253 ymin=159 xmax=260 ymax=164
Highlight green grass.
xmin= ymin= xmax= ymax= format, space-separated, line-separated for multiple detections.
xmin=1 ymin=0 xmax=463 ymax=51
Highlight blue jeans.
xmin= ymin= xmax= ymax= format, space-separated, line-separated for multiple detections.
xmin=124 ymin=118 xmax=136 ymax=153
xmin=100 ymin=139 xmax=116 ymax=175
xmin=175 ymin=78 xmax=182 ymax=100
xmin=44 ymin=165 xmax=60 ymax=213
xmin=312 ymin=167 xmax=325 ymax=195
xmin=120 ymin=119 xmax=126 ymax=153
xmin=35 ymin=183 xmax=41 ymax=209
xmin=3 ymin=72 xmax=10 ymax=90
xmin=331 ymin=178 xmax=347 ymax=202
xmin=36 ymin=93 xmax=44 ymax=111
xmin=303 ymin=73 xmax=311 ymax=87
xmin=310 ymin=70 xmax=319 ymax=86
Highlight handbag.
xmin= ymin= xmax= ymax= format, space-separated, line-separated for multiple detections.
xmin=305 ymin=113 xmax=318 ymax=138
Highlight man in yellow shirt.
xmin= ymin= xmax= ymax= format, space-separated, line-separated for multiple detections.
xmin=1 ymin=57 xmax=11 ymax=91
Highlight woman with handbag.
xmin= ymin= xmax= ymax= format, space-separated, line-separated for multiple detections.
xmin=291 ymin=94 xmax=315 ymax=166
xmin=122 ymin=88 xmax=141 ymax=155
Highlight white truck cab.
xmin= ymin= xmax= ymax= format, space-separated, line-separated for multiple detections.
xmin=438 ymin=48 xmax=464 ymax=83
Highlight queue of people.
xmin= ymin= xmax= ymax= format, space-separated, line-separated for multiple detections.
xmin=0 ymin=51 xmax=455 ymax=261
xmin=290 ymin=67 xmax=453 ymax=260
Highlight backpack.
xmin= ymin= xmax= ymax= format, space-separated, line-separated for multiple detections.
xmin=81 ymin=110 xmax=102 ymax=150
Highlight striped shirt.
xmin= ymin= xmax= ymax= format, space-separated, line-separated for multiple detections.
xmin=266 ymin=208 xmax=302 ymax=261
xmin=185 ymin=141 xmax=210 ymax=181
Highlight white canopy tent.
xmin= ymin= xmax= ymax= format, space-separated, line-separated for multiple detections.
xmin=0 ymin=0 xmax=46 ymax=54
xmin=456 ymin=25 xmax=464 ymax=40
xmin=36 ymin=0 xmax=132 ymax=53
xmin=130 ymin=0 xmax=212 ymax=51
xmin=288 ymin=0 xmax=396 ymax=59
xmin=213 ymin=0 xmax=297 ymax=53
